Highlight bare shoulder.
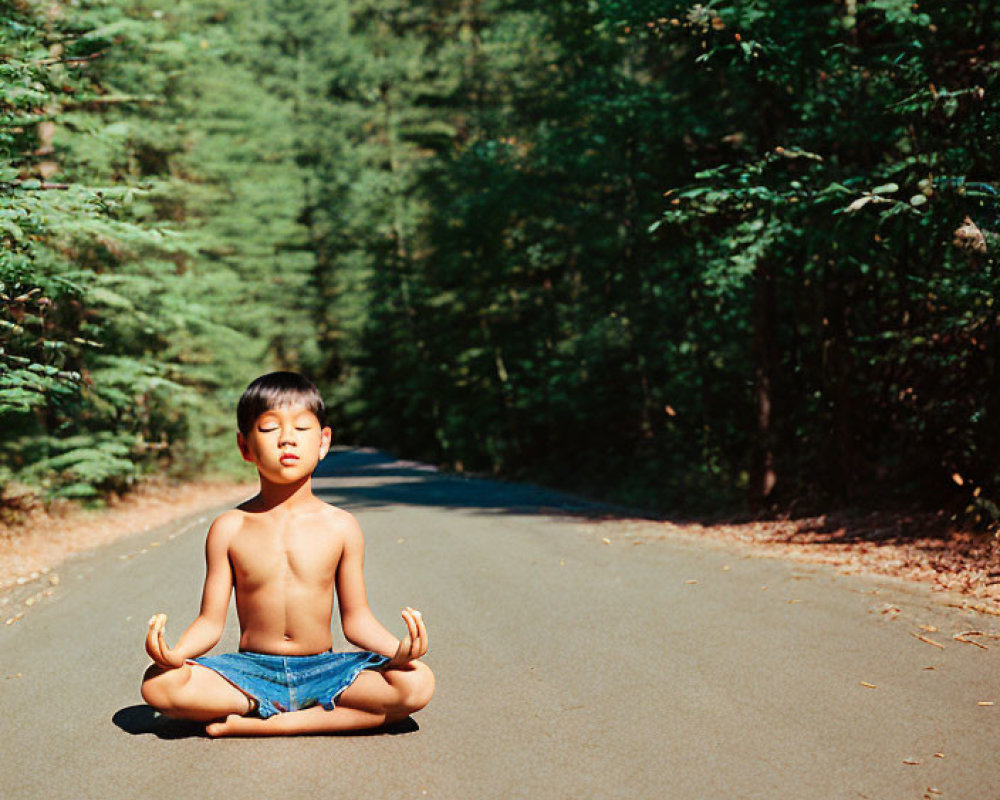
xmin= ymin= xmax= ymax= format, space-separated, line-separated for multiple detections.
xmin=318 ymin=504 xmax=364 ymax=544
xmin=206 ymin=508 xmax=244 ymax=544
xmin=319 ymin=503 xmax=362 ymax=532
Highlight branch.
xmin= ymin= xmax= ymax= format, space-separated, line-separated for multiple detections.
xmin=67 ymin=94 xmax=160 ymax=106
xmin=35 ymin=49 xmax=109 ymax=66
xmin=1 ymin=180 xmax=71 ymax=191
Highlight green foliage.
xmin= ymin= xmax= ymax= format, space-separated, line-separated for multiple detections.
xmin=4 ymin=0 xmax=999 ymax=523
xmin=299 ymin=0 xmax=1000 ymax=520
xmin=0 ymin=0 xmax=273 ymax=506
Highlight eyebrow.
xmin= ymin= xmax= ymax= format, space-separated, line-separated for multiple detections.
xmin=258 ymin=412 xmax=315 ymax=423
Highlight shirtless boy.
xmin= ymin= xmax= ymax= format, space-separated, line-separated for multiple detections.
xmin=140 ymin=371 xmax=434 ymax=736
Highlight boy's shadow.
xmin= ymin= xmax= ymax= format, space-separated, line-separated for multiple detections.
xmin=113 ymin=705 xmax=419 ymax=738
xmin=113 ymin=705 xmax=208 ymax=739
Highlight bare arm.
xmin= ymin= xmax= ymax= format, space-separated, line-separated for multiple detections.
xmin=145 ymin=514 xmax=236 ymax=668
xmin=336 ymin=514 xmax=428 ymax=665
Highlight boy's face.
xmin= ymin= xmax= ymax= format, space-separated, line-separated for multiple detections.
xmin=236 ymin=403 xmax=332 ymax=484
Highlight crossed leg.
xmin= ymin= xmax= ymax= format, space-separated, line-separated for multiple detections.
xmin=141 ymin=660 xmax=434 ymax=737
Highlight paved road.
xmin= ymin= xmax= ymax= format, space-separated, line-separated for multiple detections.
xmin=3 ymin=449 xmax=998 ymax=799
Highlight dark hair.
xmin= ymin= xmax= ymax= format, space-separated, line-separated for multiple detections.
xmin=237 ymin=372 xmax=327 ymax=435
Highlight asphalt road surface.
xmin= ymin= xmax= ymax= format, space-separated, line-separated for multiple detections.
xmin=3 ymin=449 xmax=998 ymax=799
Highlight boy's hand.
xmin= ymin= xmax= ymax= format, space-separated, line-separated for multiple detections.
xmin=388 ymin=607 xmax=428 ymax=667
xmin=145 ymin=613 xmax=186 ymax=669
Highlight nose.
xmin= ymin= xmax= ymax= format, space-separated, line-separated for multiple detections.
xmin=278 ymin=427 xmax=297 ymax=447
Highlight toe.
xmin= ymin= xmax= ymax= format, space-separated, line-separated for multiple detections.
xmin=205 ymin=717 xmax=235 ymax=738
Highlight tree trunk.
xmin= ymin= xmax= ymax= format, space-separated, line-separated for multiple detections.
xmin=749 ymin=258 xmax=778 ymax=509
xmin=823 ymin=265 xmax=854 ymax=500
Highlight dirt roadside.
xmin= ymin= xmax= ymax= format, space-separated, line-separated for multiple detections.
xmin=610 ymin=510 xmax=1000 ymax=615
xmin=0 ymin=479 xmax=256 ymax=593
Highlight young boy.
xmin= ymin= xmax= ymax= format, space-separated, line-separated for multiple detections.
xmin=140 ymin=372 xmax=434 ymax=737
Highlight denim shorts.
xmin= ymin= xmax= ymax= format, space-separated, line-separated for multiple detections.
xmin=190 ymin=649 xmax=389 ymax=719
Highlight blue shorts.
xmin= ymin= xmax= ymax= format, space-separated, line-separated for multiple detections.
xmin=190 ymin=649 xmax=390 ymax=719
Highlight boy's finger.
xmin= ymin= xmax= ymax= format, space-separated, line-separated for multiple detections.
xmin=151 ymin=615 xmax=168 ymax=663
xmin=409 ymin=614 xmax=424 ymax=651
xmin=402 ymin=609 xmax=418 ymax=641
xmin=146 ymin=630 xmax=163 ymax=663
xmin=415 ymin=615 xmax=428 ymax=654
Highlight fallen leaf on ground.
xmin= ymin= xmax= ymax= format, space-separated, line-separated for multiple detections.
xmin=903 ymin=757 xmax=922 ymax=765
xmin=977 ymin=701 xmax=994 ymax=706
xmin=860 ymin=681 xmax=877 ymax=689
xmin=954 ymin=630 xmax=992 ymax=649
xmin=933 ymin=753 xmax=945 ymax=759
xmin=602 ymin=537 xmax=611 ymax=545
xmin=955 ymin=602 xmax=1000 ymax=617
xmin=919 ymin=624 xmax=938 ymax=633
xmin=910 ymin=632 xmax=945 ymax=649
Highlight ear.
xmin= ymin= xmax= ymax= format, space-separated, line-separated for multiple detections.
xmin=319 ymin=426 xmax=333 ymax=459
xmin=236 ymin=431 xmax=255 ymax=463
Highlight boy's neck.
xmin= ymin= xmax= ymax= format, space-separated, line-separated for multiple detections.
xmin=254 ymin=475 xmax=318 ymax=511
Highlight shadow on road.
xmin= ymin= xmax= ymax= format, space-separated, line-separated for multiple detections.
xmin=315 ymin=448 xmax=659 ymax=521
xmin=112 ymin=704 xmax=421 ymax=738
xmin=113 ymin=705 xmax=208 ymax=739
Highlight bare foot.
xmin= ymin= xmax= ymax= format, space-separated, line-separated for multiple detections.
xmin=205 ymin=714 xmax=266 ymax=738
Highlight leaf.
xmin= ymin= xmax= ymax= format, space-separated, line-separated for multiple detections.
xmin=910 ymin=632 xmax=945 ymax=649
xmin=845 ymin=195 xmax=892 ymax=213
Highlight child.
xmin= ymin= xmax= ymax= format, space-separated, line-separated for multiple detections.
xmin=140 ymin=371 xmax=434 ymax=737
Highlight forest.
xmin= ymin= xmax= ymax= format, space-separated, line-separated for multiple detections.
xmin=2 ymin=0 xmax=999 ymax=523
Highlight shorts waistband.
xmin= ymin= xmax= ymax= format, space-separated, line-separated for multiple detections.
xmin=236 ymin=648 xmax=334 ymax=662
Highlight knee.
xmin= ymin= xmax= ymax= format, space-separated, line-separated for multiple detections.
xmin=400 ymin=661 xmax=435 ymax=714
xmin=141 ymin=664 xmax=187 ymax=710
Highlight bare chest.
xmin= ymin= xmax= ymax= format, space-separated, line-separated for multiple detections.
xmin=230 ymin=524 xmax=340 ymax=590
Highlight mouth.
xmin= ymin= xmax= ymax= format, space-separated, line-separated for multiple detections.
xmin=279 ymin=453 xmax=299 ymax=465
